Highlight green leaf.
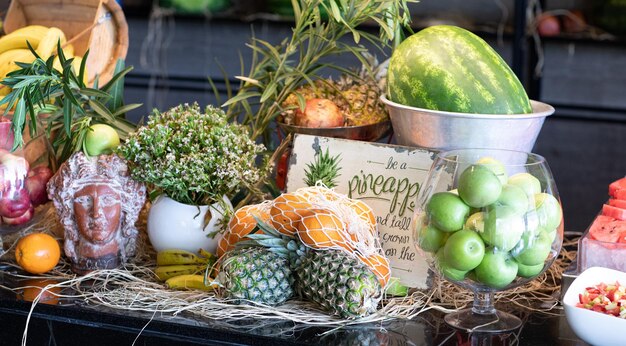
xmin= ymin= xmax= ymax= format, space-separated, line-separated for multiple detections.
xmin=107 ymin=59 xmax=126 ymax=112
xmin=111 ymin=103 xmax=141 ymax=118
xmin=88 ymin=99 xmax=115 ymax=123
xmin=63 ymin=97 xmax=72 ymax=136
xmin=10 ymin=98 xmax=26 ymax=151
xmin=221 ymin=92 xmax=261 ymax=108
xmin=79 ymin=88 xmax=111 ymax=99
xmin=100 ymin=65 xmax=133 ymax=93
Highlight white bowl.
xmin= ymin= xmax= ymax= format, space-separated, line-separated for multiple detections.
xmin=563 ymin=267 xmax=626 ymax=346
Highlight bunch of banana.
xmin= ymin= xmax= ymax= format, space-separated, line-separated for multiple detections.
xmin=155 ymin=249 xmax=218 ymax=292
xmin=0 ymin=25 xmax=83 ymax=87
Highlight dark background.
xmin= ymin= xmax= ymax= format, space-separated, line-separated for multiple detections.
xmin=3 ymin=0 xmax=626 ymax=233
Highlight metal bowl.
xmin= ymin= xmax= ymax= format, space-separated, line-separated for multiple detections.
xmin=277 ymin=120 xmax=392 ymax=142
xmin=381 ymin=95 xmax=555 ymax=151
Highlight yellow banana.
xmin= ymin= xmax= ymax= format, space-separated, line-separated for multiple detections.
xmin=165 ymin=274 xmax=217 ymax=292
xmin=71 ymin=56 xmax=89 ymax=84
xmin=36 ymin=27 xmax=66 ymax=60
xmin=53 ymin=44 xmax=76 ymax=73
xmin=0 ymin=25 xmax=49 ymax=54
xmin=154 ymin=264 xmax=207 ymax=281
xmin=156 ymin=249 xmax=212 ymax=266
xmin=0 ymin=49 xmax=35 ymax=80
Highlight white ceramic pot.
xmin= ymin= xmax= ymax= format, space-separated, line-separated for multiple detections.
xmin=147 ymin=195 xmax=232 ymax=254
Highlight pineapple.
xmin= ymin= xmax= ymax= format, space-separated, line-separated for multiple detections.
xmin=303 ymin=148 xmax=342 ymax=188
xmin=217 ymin=247 xmax=294 ymax=306
xmin=295 ymin=249 xmax=382 ymax=319
xmin=280 ymin=65 xmax=388 ymax=127
xmin=234 ymin=219 xmax=383 ymax=319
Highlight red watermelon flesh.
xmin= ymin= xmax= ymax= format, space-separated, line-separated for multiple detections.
xmin=588 ymin=215 xmax=626 ymax=243
xmin=603 ymin=204 xmax=626 ymax=221
xmin=609 ymin=199 xmax=626 ymax=209
xmin=609 ymin=177 xmax=626 ymax=200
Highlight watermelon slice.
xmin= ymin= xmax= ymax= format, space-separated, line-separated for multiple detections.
xmin=609 ymin=177 xmax=626 ymax=200
xmin=588 ymin=215 xmax=626 ymax=243
xmin=602 ymin=204 xmax=626 ymax=221
xmin=609 ymin=199 xmax=626 ymax=209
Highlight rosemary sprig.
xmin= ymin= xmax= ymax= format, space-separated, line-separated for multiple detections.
xmin=221 ymin=0 xmax=414 ymax=148
xmin=0 ymin=41 xmax=141 ymax=163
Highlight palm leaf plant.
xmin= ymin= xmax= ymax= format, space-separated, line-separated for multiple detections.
xmin=0 ymin=41 xmax=141 ymax=163
xmin=218 ymin=0 xmax=414 ymax=148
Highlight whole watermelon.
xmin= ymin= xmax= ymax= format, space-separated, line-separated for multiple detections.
xmin=387 ymin=25 xmax=532 ymax=114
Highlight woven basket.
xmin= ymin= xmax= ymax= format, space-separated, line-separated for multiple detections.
xmin=3 ymin=0 xmax=129 ymax=86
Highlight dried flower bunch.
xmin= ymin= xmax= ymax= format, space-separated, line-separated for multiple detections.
xmin=118 ymin=103 xmax=266 ymax=206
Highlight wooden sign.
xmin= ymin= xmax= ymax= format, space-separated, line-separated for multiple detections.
xmin=285 ymin=134 xmax=438 ymax=289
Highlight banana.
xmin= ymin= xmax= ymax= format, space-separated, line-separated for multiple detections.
xmin=36 ymin=27 xmax=66 ymax=60
xmin=156 ymin=249 xmax=212 ymax=266
xmin=0 ymin=49 xmax=35 ymax=80
xmin=0 ymin=25 xmax=48 ymax=54
xmin=53 ymin=44 xmax=76 ymax=73
xmin=165 ymin=274 xmax=217 ymax=292
xmin=71 ymin=56 xmax=89 ymax=84
xmin=154 ymin=264 xmax=207 ymax=281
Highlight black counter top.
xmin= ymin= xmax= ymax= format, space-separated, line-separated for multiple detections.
xmin=0 ymin=280 xmax=587 ymax=346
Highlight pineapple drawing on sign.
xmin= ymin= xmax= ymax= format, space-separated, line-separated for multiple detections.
xmin=303 ymin=148 xmax=342 ymax=188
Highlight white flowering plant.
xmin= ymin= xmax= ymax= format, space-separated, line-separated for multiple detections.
xmin=118 ymin=103 xmax=266 ymax=207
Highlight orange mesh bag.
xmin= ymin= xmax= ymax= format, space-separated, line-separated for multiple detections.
xmin=271 ymin=185 xmax=390 ymax=287
xmin=217 ymin=201 xmax=271 ymax=258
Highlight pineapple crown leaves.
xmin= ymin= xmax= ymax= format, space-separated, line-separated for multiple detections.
xmin=233 ymin=216 xmax=307 ymax=269
xmin=303 ymin=148 xmax=342 ymax=188
xmin=0 ymin=40 xmax=140 ymax=162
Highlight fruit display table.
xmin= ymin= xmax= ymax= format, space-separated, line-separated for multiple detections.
xmin=0 ymin=269 xmax=585 ymax=346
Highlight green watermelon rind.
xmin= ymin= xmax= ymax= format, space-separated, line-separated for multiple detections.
xmin=387 ymin=25 xmax=532 ymax=115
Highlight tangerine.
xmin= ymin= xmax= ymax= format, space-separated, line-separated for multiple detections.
xmin=19 ymin=278 xmax=61 ymax=305
xmin=345 ymin=199 xmax=377 ymax=233
xmin=270 ymin=193 xmax=312 ymax=236
xmin=297 ymin=209 xmax=353 ymax=251
xmin=358 ymin=253 xmax=391 ymax=286
xmin=15 ymin=233 xmax=61 ymax=274
xmin=217 ymin=204 xmax=270 ymax=257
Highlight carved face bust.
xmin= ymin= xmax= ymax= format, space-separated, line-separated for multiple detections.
xmin=47 ymin=152 xmax=147 ymax=274
xmin=73 ymin=183 xmax=122 ymax=244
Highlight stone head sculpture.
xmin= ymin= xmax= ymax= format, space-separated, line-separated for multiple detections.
xmin=47 ymin=152 xmax=146 ymax=274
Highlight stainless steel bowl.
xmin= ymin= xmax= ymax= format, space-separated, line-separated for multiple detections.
xmin=277 ymin=120 xmax=392 ymax=142
xmin=381 ymin=95 xmax=555 ymax=151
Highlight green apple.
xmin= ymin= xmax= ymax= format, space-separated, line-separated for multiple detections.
xmin=497 ymin=184 xmax=528 ymax=215
xmin=465 ymin=211 xmax=485 ymax=233
xmin=85 ymin=124 xmax=120 ymax=156
xmin=458 ymin=165 xmax=502 ymax=208
xmin=426 ymin=192 xmax=470 ymax=232
xmin=436 ymin=248 xmax=469 ymax=282
xmin=443 ymin=229 xmax=485 ymax=271
xmin=511 ymin=229 xmax=552 ymax=266
xmin=384 ymin=277 xmax=409 ymax=296
xmin=533 ymin=193 xmax=563 ymax=231
xmin=477 ymin=156 xmax=507 ymax=184
xmin=507 ymin=173 xmax=541 ymax=197
xmin=481 ymin=205 xmax=525 ymax=251
xmin=516 ymin=261 xmax=545 ymax=278
xmin=543 ymin=227 xmax=558 ymax=243
xmin=418 ymin=224 xmax=448 ymax=253
xmin=474 ymin=248 xmax=518 ymax=289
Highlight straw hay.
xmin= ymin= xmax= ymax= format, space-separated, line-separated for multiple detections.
xmin=0 ymin=205 xmax=576 ymax=336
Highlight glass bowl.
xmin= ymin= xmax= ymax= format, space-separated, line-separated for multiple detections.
xmin=412 ymin=148 xmax=564 ymax=332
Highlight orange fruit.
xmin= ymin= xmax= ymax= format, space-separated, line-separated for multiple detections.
xmin=217 ymin=204 xmax=271 ymax=258
xmin=270 ymin=193 xmax=312 ymax=236
xmin=297 ymin=209 xmax=353 ymax=251
xmin=345 ymin=199 xmax=377 ymax=233
xmin=15 ymin=233 xmax=61 ymax=274
xmin=19 ymin=278 xmax=61 ymax=305
xmin=358 ymin=253 xmax=391 ymax=286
